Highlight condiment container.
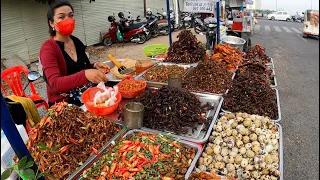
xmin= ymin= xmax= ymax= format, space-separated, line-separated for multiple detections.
xmin=135 ymin=59 xmax=154 ymax=75
xmin=168 ymin=74 xmax=182 ymax=89
xmin=124 ymin=102 xmax=144 ymax=129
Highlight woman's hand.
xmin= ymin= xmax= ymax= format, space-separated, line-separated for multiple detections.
xmin=94 ymin=62 xmax=110 ymax=74
xmin=85 ymin=69 xmax=109 ymax=83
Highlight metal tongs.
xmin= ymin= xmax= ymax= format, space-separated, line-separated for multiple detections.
xmin=107 ymin=54 xmax=135 ymax=75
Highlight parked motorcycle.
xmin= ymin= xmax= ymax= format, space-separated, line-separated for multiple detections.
xmin=194 ymin=14 xmax=206 ymax=34
xmin=180 ymin=12 xmax=194 ymax=29
xmin=102 ymin=15 xmax=149 ymax=46
xmin=155 ymin=9 xmax=173 ymax=35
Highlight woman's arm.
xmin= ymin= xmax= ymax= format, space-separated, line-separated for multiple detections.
xmin=40 ymin=41 xmax=89 ymax=93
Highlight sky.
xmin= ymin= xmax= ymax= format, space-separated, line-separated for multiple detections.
xmin=261 ymin=0 xmax=319 ymax=15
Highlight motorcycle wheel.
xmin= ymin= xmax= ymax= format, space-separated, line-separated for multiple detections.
xmin=102 ymin=38 xmax=112 ymax=46
xmin=184 ymin=21 xmax=192 ymax=29
xmin=136 ymin=33 xmax=147 ymax=44
xmin=194 ymin=25 xmax=202 ymax=34
xmin=160 ymin=27 xmax=169 ymax=36
xmin=152 ymin=29 xmax=160 ymax=38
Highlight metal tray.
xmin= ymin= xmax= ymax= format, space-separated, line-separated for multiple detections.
xmin=135 ymin=62 xmax=197 ymax=88
xmin=221 ymin=88 xmax=281 ymax=122
xmin=183 ymin=71 xmax=236 ymax=96
xmin=189 ymin=122 xmax=283 ymax=180
xmin=270 ymin=68 xmax=278 ymax=88
xmin=75 ymin=129 xmax=202 ymax=180
xmin=103 ymin=59 xmax=157 ymax=82
xmin=266 ymin=57 xmax=275 ymax=69
xmin=141 ymin=92 xmax=223 ymax=144
xmin=66 ymin=125 xmax=127 ymax=180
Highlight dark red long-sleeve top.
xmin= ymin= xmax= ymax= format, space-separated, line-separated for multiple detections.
xmin=40 ymin=36 xmax=91 ymax=104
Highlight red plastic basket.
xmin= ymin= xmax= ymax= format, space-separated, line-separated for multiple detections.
xmin=81 ymin=87 xmax=122 ymax=116
xmin=117 ymin=76 xmax=146 ymax=99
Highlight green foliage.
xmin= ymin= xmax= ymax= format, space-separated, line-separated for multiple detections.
xmin=1 ymin=156 xmax=43 ymax=180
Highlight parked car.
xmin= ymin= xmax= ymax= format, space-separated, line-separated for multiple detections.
xmin=267 ymin=11 xmax=291 ymax=21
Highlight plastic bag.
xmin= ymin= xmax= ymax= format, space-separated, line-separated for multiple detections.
xmin=116 ymin=28 xmax=123 ymax=41
xmin=93 ymin=83 xmax=118 ymax=107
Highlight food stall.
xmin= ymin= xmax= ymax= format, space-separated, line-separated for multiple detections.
xmin=223 ymin=0 xmax=254 ymax=52
xmin=2 ymin=11 xmax=283 ymax=180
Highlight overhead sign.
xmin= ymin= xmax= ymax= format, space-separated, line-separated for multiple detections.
xmin=183 ymin=0 xmax=219 ymax=13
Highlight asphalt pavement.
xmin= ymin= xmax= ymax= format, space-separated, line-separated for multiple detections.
xmin=251 ymin=19 xmax=319 ymax=180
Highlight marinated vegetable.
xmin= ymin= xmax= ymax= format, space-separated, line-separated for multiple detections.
xmin=133 ymin=86 xmax=214 ymax=134
xmin=197 ymin=112 xmax=280 ymax=179
xmin=81 ymin=132 xmax=197 ymax=180
xmin=183 ymin=60 xmax=233 ymax=94
xmin=26 ymin=102 xmax=120 ymax=179
xmin=143 ymin=65 xmax=189 ymax=83
xmin=165 ymin=30 xmax=206 ymax=64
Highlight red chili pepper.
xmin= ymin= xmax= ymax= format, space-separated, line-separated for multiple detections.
xmin=170 ymin=142 xmax=180 ymax=148
xmin=48 ymin=141 xmax=53 ymax=149
xmin=131 ymin=160 xmax=139 ymax=168
xmin=119 ymin=168 xmax=129 ymax=172
xmin=110 ymin=162 xmax=118 ymax=174
xmin=122 ymin=151 xmax=127 ymax=162
xmin=122 ymin=140 xmax=133 ymax=144
xmin=58 ymin=145 xmax=69 ymax=153
xmin=68 ymin=137 xmax=78 ymax=145
xmin=92 ymin=147 xmax=98 ymax=155
xmin=135 ymin=138 xmax=140 ymax=145
xmin=129 ymin=168 xmax=140 ymax=172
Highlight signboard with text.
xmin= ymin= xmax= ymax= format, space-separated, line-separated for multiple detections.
xmin=183 ymin=0 xmax=219 ymax=13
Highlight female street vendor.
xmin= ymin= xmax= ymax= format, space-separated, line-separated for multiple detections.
xmin=40 ymin=0 xmax=109 ymax=107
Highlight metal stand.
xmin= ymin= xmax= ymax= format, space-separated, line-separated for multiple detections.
xmin=166 ymin=0 xmax=172 ymax=45
xmin=216 ymin=1 xmax=220 ymax=44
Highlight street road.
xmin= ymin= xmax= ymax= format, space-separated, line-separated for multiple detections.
xmin=252 ymin=19 xmax=319 ymax=180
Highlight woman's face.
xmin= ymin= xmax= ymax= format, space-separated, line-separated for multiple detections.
xmin=49 ymin=5 xmax=74 ymax=30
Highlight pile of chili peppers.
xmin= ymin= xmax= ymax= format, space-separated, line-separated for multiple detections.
xmin=82 ymin=132 xmax=196 ymax=180
xmin=134 ymin=86 xmax=213 ymax=134
xmin=223 ymin=72 xmax=278 ymax=119
xmin=118 ymin=79 xmax=146 ymax=91
xmin=243 ymin=44 xmax=271 ymax=65
xmin=143 ymin=65 xmax=189 ymax=83
xmin=165 ymin=30 xmax=206 ymax=64
xmin=26 ymin=102 xmax=120 ymax=179
xmin=183 ymin=60 xmax=233 ymax=94
xmin=211 ymin=44 xmax=244 ymax=71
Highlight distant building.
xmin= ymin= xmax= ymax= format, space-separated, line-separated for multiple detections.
xmin=246 ymin=0 xmax=261 ymax=10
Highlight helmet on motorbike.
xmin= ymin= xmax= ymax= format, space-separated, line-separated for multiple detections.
xmin=162 ymin=12 xmax=167 ymax=17
xmin=108 ymin=16 xmax=115 ymax=22
xmin=146 ymin=10 xmax=152 ymax=16
xmin=118 ymin=12 xmax=125 ymax=18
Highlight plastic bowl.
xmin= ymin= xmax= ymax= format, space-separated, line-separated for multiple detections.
xmin=143 ymin=44 xmax=168 ymax=57
xmin=81 ymin=87 xmax=122 ymax=116
xmin=117 ymin=76 xmax=147 ymax=99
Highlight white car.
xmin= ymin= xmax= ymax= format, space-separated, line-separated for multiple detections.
xmin=268 ymin=11 xmax=291 ymax=21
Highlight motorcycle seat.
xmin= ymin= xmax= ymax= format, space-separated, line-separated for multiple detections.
xmin=123 ymin=23 xmax=145 ymax=32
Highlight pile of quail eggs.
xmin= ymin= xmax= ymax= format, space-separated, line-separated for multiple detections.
xmin=197 ymin=112 xmax=281 ymax=180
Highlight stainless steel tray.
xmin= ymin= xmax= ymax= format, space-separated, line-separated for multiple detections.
xmin=221 ymin=88 xmax=281 ymax=122
xmin=183 ymin=72 xmax=236 ymax=96
xmin=75 ymin=129 xmax=201 ymax=180
xmin=266 ymin=57 xmax=275 ymax=69
xmin=189 ymin=122 xmax=283 ymax=180
xmin=141 ymin=92 xmax=223 ymax=144
xmin=270 ymin=68 xmax=278 ymax=88
xmin=103 ymin=59 xmax=157 ymax=82
xmin=66 ymin=125 xmax=127 ymax=180
xmin=135 ymin=62 xmax=197 ymax=88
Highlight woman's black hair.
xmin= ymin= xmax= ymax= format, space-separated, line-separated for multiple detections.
xmin=47 ymin=0 xmax=74 ymax=36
